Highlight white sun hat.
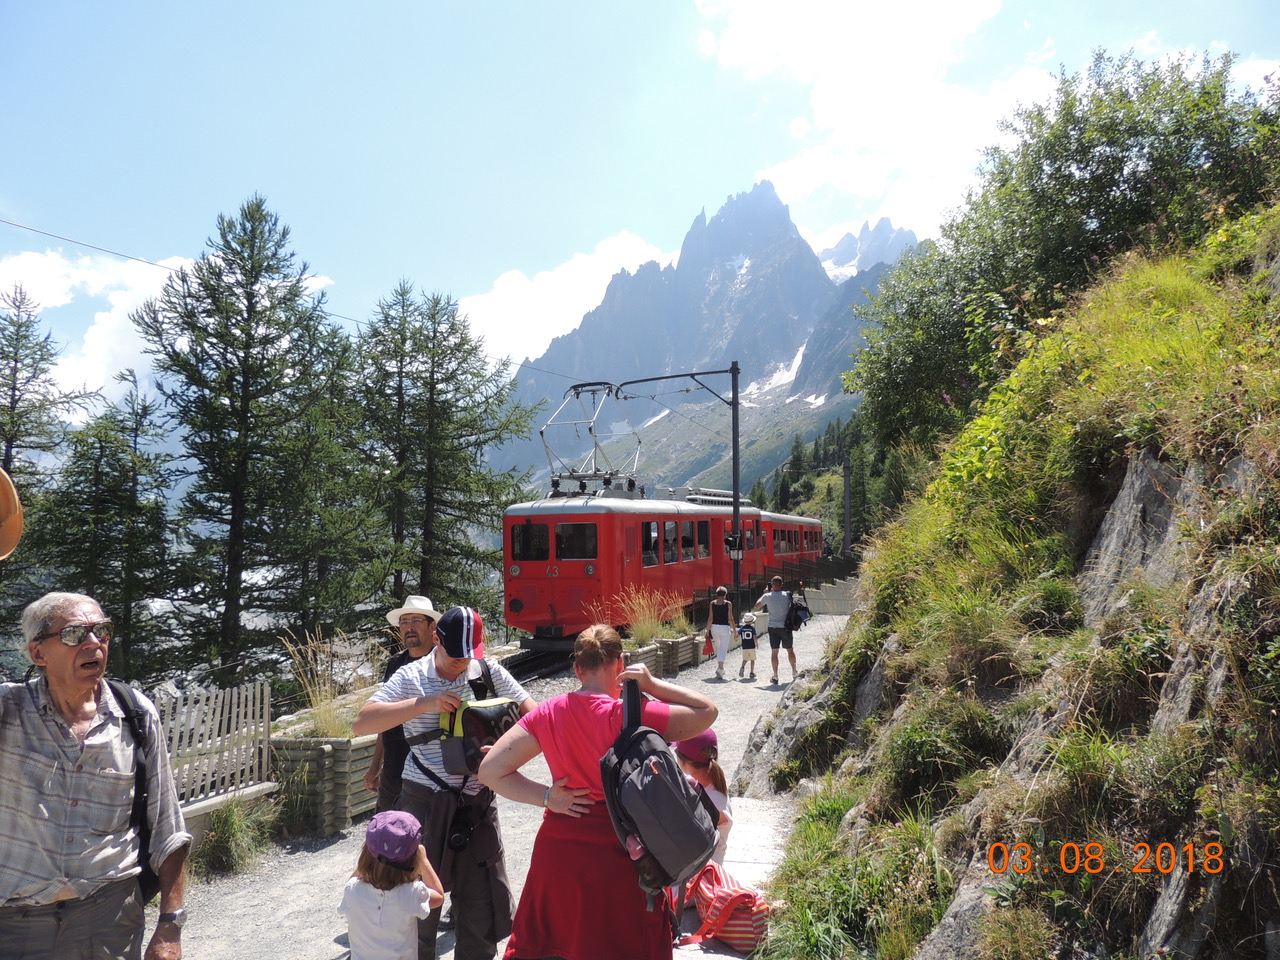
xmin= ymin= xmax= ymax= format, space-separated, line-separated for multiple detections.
xmin=385 ymin=595 xmax=442 ymax=627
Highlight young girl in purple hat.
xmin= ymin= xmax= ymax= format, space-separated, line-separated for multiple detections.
xmin=340 ymin=810 xmax=445 ymax=960
xmin=673 ymin=728 xmax=733 ymax=863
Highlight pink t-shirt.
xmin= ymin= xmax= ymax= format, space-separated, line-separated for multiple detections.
xmin=519 ymin=691 xmax=671 ymax=802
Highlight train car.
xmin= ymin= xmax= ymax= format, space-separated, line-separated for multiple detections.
xmin=503 ymin=486 xmax=822 ymax=647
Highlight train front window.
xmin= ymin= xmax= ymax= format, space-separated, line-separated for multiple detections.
xmin=555 ymin=523 xmax=598 ymax=560
xmin=511 ymin=522 xmax=549 ymax=561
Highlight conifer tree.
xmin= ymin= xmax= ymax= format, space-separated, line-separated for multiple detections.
xmin=132 ymin=196 xmax=354 ymax=679
xmin=358 ymin=283 xmax=537 ymax=612
xmin=27 ymin=372 xmax=178 ymax=679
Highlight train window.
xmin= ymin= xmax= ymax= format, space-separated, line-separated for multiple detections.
xmin=641 ymin=521 xmax=659 ymax=567
xmin=697 ymin=520 xmax=709 ymax=559
xmin=511 ymin=522 xmax=549 ymax=561
xmin=745 ymin=525 xmax=755 ymax=551
xmin=555 ymin=523 xmax=598 ymax=560
xmin=680 ymin=521 xmax=694 ymax=561
xmin=663 ymin=520 xmax=678 ymax=563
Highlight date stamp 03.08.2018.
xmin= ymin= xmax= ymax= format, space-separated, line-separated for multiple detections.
xmin=987 ymin=841 xmax=1226 ymax=877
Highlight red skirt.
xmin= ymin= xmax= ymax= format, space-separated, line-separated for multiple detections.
xmin=504 ymin=805 xmax=672 ymax=960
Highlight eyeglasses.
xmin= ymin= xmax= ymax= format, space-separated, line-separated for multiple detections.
xmin=37 ymin=621 xmax=115 ymax=646
xmin=398 ymin=616 xmax=434 ymax=629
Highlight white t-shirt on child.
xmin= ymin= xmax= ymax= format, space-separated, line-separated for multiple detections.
xmin=339 ymin=877 xmax=434 ymax=960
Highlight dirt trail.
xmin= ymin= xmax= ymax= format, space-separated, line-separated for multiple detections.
xmin=157 ymin=615 xmax=848 ymax=959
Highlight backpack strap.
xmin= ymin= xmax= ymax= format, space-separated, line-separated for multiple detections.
xmin=404 ymin=728 xmax=447 ymax=748
xmin=470 ymin=658 xmax=496 ymax=700
xmin=106 ymin=679 xmax=156 ymax=890
xmin=622 ymin=678 xmax=642 ymax=731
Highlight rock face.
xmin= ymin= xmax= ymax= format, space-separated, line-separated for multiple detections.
xmin=744 ymin=449 xmax=1276 ymax=959
xmin=500 ymin=182 xmax=917 ymax=485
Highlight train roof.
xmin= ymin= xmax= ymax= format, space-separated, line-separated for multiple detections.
xmin=504 ymin=497 xmax=820 ymax=525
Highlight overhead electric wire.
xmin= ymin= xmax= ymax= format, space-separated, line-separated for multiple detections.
xmin=0 ymin=215 xmax=588 ymax=383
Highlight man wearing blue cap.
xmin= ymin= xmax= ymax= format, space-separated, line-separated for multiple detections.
xmin=354 ymin=606 xmax=535 ymax=960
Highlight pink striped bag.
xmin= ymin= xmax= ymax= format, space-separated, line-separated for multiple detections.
xmin=678 ymin=860 xmax=770 ymax=954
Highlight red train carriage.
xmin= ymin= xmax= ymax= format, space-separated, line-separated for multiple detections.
xmin=503 ymin=487 xmax=822 ymax=647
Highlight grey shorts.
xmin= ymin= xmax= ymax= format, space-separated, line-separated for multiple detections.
xmin=768 ymin=627 xmax=793 ymax=650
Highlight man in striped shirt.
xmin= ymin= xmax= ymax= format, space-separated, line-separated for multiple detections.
xmin=354 ymin=606 xmax=534 ymax=960
xmin=0 ymin=592 xmax=191 ymax=960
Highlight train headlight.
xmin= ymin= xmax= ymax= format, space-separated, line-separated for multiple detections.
xmin=510 ymin=598 xmax=523 ymax=613
xmin=509 ymin=564 xmax=520 ymax=577
xmin=585 ymin=564 xmax=595 ymax=576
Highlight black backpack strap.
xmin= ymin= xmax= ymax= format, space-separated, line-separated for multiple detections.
xmin=107 ymin=680 xmax=155 ymax=877
xmin=622 ymin=679 xmax=642 ymax=731
xmin=404 ymin=728 xmax=447 ymax=748
xmin=468 ymin=658 xmax=496 ymax=700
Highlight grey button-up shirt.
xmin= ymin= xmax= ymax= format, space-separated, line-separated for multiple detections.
xmin=0 ymin=677 xmax=191 ymax=905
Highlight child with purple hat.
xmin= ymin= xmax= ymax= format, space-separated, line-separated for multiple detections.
xmin=672 ymin=728 xmax=733 ymax=863
xmin=340 ymin=810 xmax=444 ymax=960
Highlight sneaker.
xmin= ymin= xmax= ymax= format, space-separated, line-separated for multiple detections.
xmin=716 ymin=664 xmax=724 ymax=679
xmin=738 ymin=663 xmax=745 ymax=677
xmin=770 ymin=675 xmax=778 ymax=685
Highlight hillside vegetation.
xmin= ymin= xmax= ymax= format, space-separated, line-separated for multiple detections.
xmin=752 ymin=51 xmax=1280 ymax=960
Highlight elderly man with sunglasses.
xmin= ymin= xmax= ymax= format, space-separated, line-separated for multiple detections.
xmin=0 ymin=592 xmax=191 ymax=960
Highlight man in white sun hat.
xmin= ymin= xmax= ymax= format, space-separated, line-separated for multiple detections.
xmin=355 ymin=606 xmax=535 ymax=960
xmin=364 ymin=596 xmax=443 ymax=813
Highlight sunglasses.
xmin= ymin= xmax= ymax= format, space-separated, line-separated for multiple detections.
xmin=38 ymin=621 xmax=115 ymax=646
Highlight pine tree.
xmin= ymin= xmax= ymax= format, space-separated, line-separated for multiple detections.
xmin=27 ymin=372 xmax=179 ymax=679
xmin=358 ymin=284 xmax=538 ymax=613
xmin=132 ymin=196 xmax=351 ymax=680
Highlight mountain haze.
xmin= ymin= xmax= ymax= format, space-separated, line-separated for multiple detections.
xmin=503 ymin=182 xmax=917 ymax=491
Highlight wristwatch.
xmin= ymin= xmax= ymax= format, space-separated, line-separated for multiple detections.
xmin=157 ymin=908 xmax=187 ymax=928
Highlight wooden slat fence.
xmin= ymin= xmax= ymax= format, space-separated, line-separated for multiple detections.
xmin=154 ymin=681 xmax=272 ymax=804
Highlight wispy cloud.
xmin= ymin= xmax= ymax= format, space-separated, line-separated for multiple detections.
xmin=0 ymin=250 xmax=188 ymax=408
xmin=461 ymin=231 xmax=674 ymax=366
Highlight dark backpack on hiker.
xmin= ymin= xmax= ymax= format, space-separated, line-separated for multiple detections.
xmin=600 ymin=680 xmax=720 ymax=910
xmin=405 ymin=659 xmax=520 ymax=777
xmin=786 ymin=591 xmax=810 ymax=631
xmin=107 ymin=678 xmax=162 ymax=904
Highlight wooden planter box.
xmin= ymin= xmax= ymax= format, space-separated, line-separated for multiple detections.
xmin=271 ymin=734 xmax=378 ymax=836
xmin=623 ymin=643 xmax=661 ymax=675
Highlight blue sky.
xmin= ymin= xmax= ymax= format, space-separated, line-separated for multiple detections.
xmin=2 ymin=1 xmax=1277 ymax=406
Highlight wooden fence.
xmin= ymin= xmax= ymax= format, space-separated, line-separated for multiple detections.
xmin=154 ymin=681 xmax=273 ymax=804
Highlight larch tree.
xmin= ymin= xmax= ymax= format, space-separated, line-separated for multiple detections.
xmin=26 ymin=371 xmax=179 ymax=679
xmin=132 ymin=196 xmax=354 ymax=680
xmin=358 ymin=284 xmax=538 ymax=616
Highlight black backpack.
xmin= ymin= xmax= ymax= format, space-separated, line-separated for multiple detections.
xmin=786 ymin=591 xmax=810 ymax=631
xmin=600 ymin=680 xmax=720 ymax=910
xmin=106 ymin=678 xmax=162 ymax=904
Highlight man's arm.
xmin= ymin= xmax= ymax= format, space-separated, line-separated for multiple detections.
xmin=145 ymin=843 xmax=188 ymax=960
xmin=363 ymin=732 xmax=385 ymax=792
xmin=353 ymin=691 xmax=460 ymax=736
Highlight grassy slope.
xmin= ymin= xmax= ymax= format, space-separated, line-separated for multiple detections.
xmin=763 ymin=208 xmax=1280 ymax=960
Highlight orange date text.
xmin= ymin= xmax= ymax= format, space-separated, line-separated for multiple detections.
xmin=986 ymin=841 xmax=1225 ymax=876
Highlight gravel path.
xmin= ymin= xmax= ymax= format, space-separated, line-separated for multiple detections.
xmin=158 ymin=615 xmax=848 ymax=959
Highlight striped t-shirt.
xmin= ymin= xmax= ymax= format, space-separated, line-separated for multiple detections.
xmin=372 ymin=655 xmax=530 ymax=795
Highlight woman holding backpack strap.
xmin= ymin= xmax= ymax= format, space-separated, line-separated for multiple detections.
xmin=478 ymin=625 xmax=717 ymax=960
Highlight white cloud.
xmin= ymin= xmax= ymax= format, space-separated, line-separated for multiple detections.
xmin=0 ymin=250 xmax=188 ymax=411
xmin=460 ymin=231 xmax=674 ymax=364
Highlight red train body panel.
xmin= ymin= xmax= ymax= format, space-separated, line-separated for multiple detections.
xmin=503 ymin=492 xmax=822 ymax=643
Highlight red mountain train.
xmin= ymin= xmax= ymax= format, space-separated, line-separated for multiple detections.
xmin=503 ymin=486 xmax=822 ymax=646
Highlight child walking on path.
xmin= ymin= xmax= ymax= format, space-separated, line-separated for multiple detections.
xmin=737 ymin=613 xmax=758 ymax=679
xmin=340 ymin=810 xmax=445 ymax=960
xmin=673 ymin=729 xmax=733 ymax=863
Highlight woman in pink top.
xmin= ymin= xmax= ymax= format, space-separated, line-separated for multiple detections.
xmin=478 ymin=624 xmax=717 ymax=960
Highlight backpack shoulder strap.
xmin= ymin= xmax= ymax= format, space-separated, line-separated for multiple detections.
xmin=105 ymin=679 xmax=152 ymax=836
xmin=621 ymin=678 xmax=642 ymax=730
